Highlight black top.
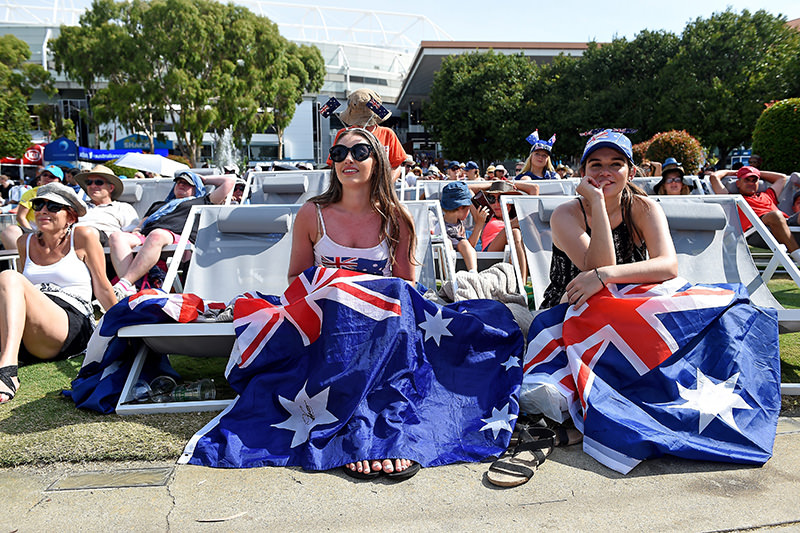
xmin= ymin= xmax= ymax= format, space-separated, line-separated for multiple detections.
xmin=142 ymin=194 xmax=213 ymax=242
xmin=541 ymin=199 xmax=647 ymax=309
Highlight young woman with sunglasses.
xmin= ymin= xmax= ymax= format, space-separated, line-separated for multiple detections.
xmin=288 ymin=128 xmax=418 ymax=480
xmin=0 ymin=183 xmax=116 ymax=404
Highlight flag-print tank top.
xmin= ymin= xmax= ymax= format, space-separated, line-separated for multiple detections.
xmin=313 ymin=204 xmax=392 ymax=277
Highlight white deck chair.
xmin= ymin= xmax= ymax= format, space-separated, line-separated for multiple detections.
xmin=250 ymin=170 xmax=330 ymax=205
xmin=115 ymin=203 xmax=301 ymax=414
xmin=401 ymin=200 xmax=453 ymax=290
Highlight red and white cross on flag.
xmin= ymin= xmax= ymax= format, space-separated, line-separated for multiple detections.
xmin=233 ymin=267 xmax=403 ymax=368
xmin=563 ymin=278 xmax=737 ymax=415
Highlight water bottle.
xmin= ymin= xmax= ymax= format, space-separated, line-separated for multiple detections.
xmin=172 ymin=379 xmax=216 ymax=401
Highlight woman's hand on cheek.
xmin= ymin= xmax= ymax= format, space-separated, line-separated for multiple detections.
xmin=576 ymin=176 xmax=604 ymax=202
xmin=564 ymin=269 xmax=605 ymax=309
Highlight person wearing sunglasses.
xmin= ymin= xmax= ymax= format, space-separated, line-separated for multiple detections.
xmin=0 ymin=183 xmax=117 ymax=404
xmin=73 ymin=165 xmax=140 ymax=247
xmin=108 ymin=170 xmax=234 ymax=301
xmin=327 ymin=88 xmax=408 ymax=183
xmin=709 ymin=165 xmax=800 ymax=265
xmin=653 ymin=158 xmax=691 ymax=195
xmin=0 ymin=164 xmax=64 ymax=251
xmin=289 ymin=127 xmax=419 ymax=480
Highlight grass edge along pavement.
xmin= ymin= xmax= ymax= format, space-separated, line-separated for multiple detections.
xmin=0 ymin=279 xmax=799 ymax=467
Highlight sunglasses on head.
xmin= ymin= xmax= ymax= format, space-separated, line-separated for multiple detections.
xmin=32 ymin=199 xmax=68 ymax=213
xmin=85 ymin=179 xmax=107 ymax=186
xmin=329 ymin=143 xmax=373 ymax=163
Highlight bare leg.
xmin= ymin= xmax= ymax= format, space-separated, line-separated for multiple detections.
xmin=0 ymin=270 xmax=70 ymax=400
xmin=112 ymin=229 xmax=173 ymax=285
xmin=0 ymin=225 xmax=22 ymax=251
xmin=109 ymin=231 xmax=141 ymax=279
xmin=762 ymin=211 xmax=800 ymax=252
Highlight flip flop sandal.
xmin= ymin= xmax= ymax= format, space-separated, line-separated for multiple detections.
xmin=0 ymin=365 xmax=18 ymax=404
xmin=487 ymin=427 xmax=555 ymax=488
xmin=342 ymin=464 xmax=380 ymax=480
xmin=385 ymin=460 xmax=420 ymax=481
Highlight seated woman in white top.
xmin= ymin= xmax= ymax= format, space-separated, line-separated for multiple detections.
xmin=0 ymin=183 xmax=116 ymax=404
xmin=288 ymin=127 xmax=418 ymax=480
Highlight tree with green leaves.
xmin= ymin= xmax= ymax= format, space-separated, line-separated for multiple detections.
xmin=658 ymin=9 xmax=800 ymax=161
xmin=0 ymin=34 xmax=54 ymax=157
xmin=752 ymin=99 xmax=800 ymax=174
xmin=52 ymin=0 xmax=325 ymax=166
xmin=424 ymin=51 xmax=535 ymax=164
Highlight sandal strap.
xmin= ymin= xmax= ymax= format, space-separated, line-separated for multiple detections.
xmin=488 ymin=459 xmax=536 ymax=479
xmin=0 ymin=365 xmax=18 ymax=394
xmin=515 ymin=427 xmax=555 ymax=454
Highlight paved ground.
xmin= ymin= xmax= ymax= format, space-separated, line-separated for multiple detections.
xmin=2 ymin=416 xmax=799 ymax=532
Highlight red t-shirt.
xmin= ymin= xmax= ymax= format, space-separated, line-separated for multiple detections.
xmin=738 ymin=188 xmax=786 ymax=231
xmin=327 ymin=125 xmax=407 ymax=168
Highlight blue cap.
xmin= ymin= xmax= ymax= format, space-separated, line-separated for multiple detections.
xmin=447 ymin=161 xmax=461 ymax=170
xmin=440 ymin=181 xmax=472 ymax=210
xmin=464 ymin=161 xmax=479 ymax=170
xmin=580 ymin=129 xmax=633 ymax=166
xmin=41 ymin=164 xmax=64 ymax=181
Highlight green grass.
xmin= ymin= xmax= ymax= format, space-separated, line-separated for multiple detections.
xmin=0 ymin=280 xmax=799 ymax=467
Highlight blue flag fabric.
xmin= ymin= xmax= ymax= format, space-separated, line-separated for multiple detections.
xmin=179 ymin=267 xmax=524 ymax=470
xmin=66 ymin=290 xmax=219 ymax=413
xmin=523 ymin=278 xmax=780 ymax=474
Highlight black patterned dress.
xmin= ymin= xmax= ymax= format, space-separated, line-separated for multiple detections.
xmin=540 ymin=199 xmax=647 ymax=309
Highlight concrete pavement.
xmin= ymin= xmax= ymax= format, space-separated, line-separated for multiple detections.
xmin=2 ymin=416 xmax=800 ymax=532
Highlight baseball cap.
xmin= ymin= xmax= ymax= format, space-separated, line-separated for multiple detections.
xmin=737 ymin=166 xmax=760 ymax=180
xmin=447 ymin=161 xmax=461 ymax=171
xmin=41 ymin=165 xmax=64 ymax=181
xmin=580 ymin=129 xmax=634 ymax=166
xmin=440 ymin=181 xmax=472 ymax=210
xmin=464 ymin=161 xmax=479 ymax=171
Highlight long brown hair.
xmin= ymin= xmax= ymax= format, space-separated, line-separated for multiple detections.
xmin=312 ymin=127 xmax=417 ymax=268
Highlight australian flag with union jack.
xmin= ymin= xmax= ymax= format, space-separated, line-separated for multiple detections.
xmin=524 ymin=278 xmax=780 ymax=474
xmin=180 ymin=266 xmax=524 ymax=469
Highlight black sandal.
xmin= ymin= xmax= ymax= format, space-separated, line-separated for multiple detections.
xmin=487 ymin=427 xmax=555 ymax=487
xmin=0 ymin=365 xmax=18 ymax=404
xmin=385 ymin=460 xmax=420 ymax=481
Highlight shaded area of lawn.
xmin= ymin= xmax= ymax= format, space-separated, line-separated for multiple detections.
xmin=0 ymin=278 xmax=798 ymax=467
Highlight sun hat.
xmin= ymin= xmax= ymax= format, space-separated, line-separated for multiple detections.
xmin=737 ymin=166 xmax=760 ymax=180
xmin=661 ymin=157 xmax=685 ymax=178
xmin=494 ymin=164 xmax=508 ymax=175
xmin=75 ymin=164 xmax=125 ymax=201
xmin=35 ymin=182 xmax=88 ymax=217
xmin=486 ymin=165 xmax=496 ymax=174
xmin=440 ymin=181 xmax=472 ymax=210
xmin=339 ymin=88 xmax=391 ymax=127
xmin=486 ymin=180 xmax=522 ymax=195
xmin=40 ymin=165 xmax=64 ymax=181
xmin=580 ymin=129 xmax=634 ymax=166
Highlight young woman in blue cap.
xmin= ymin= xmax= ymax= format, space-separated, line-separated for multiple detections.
xmin=540 ymin=129 xmax=678 ymax=309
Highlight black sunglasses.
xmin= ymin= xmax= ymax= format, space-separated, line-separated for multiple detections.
xmin=329 ymin=143 xmax=373 ymax=163
xmin=32 ymin=199 xmax=68 ymax=213
xmin=485 ymin=193 xmax=502 ymax=204
xmin=85 ymin=179 xmax=107 ymax=186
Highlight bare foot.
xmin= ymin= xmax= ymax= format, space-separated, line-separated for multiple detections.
xmin=345 ymin=460 xmax=383 ymax=474
xmin=0 ymin=371 xmax=18 ymax=404
xmin=381 ymin=458 xmax=412 ymax=474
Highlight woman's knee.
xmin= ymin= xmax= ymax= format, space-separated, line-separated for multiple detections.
xmin=0 ymin=269 xmax=24 ymax=288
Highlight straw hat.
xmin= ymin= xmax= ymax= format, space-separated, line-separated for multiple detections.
xmin=75 ymin=164 xmax=124 ymax=201
xmin=339 ymin=88 xmax=391 ymax=127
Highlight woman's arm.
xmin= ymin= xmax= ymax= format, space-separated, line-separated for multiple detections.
xmin=467 ymin=205 xmax=490 ymax=248
xmin=563 ymin=197 xmax=678 ymax=308
xmin=74 ymin=226 xmax=117 ymax=311
xmin=15 ymin=232 xmax=27 ymax=273
xmin=554 ymin=177 xmax=616 ymax=271
xmin=287 ymin=202 xmax=319 ymax=285
xmin=391 ymin=210 xmax=417 ymax=283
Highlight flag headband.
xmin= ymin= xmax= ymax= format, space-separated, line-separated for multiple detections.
xmin=526 ymin=130 xmax=556 ymax=153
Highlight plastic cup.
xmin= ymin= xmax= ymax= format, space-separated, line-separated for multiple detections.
xmin=172 ymin=379 xmax=216 ymax=402
xmin=149 ymin=375 xmax=178 ymax=403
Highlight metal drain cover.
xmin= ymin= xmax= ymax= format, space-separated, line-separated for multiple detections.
xmin=46 ymin=467 xmax=174 ymax=491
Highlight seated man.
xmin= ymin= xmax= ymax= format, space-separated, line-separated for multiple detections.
xmin=108 ymin=170 xmax=234 ymax=300
xmin=74 ymin=165 xmax=139 ymax=246
xmin=709 ymin=165 xmax=800 ymax=264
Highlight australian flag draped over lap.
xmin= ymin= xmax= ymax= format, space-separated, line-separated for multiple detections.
xmin=67 ymin=290 xmax=223 ymax=413
xmin=179 ymin=267 xmax=524 ymax=470
xmin=523 ymin=277 xmax=780 ymax=474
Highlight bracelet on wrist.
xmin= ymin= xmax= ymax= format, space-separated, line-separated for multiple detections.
xmin=594 ymin=267 xmax=606 ymax=288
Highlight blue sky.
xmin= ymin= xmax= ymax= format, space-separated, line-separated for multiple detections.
xmin=302 ymin=0 xmax=798 ymax=43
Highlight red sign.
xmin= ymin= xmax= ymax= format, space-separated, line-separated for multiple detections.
xmin=1 ymin=144 xmax=45 ymax=165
